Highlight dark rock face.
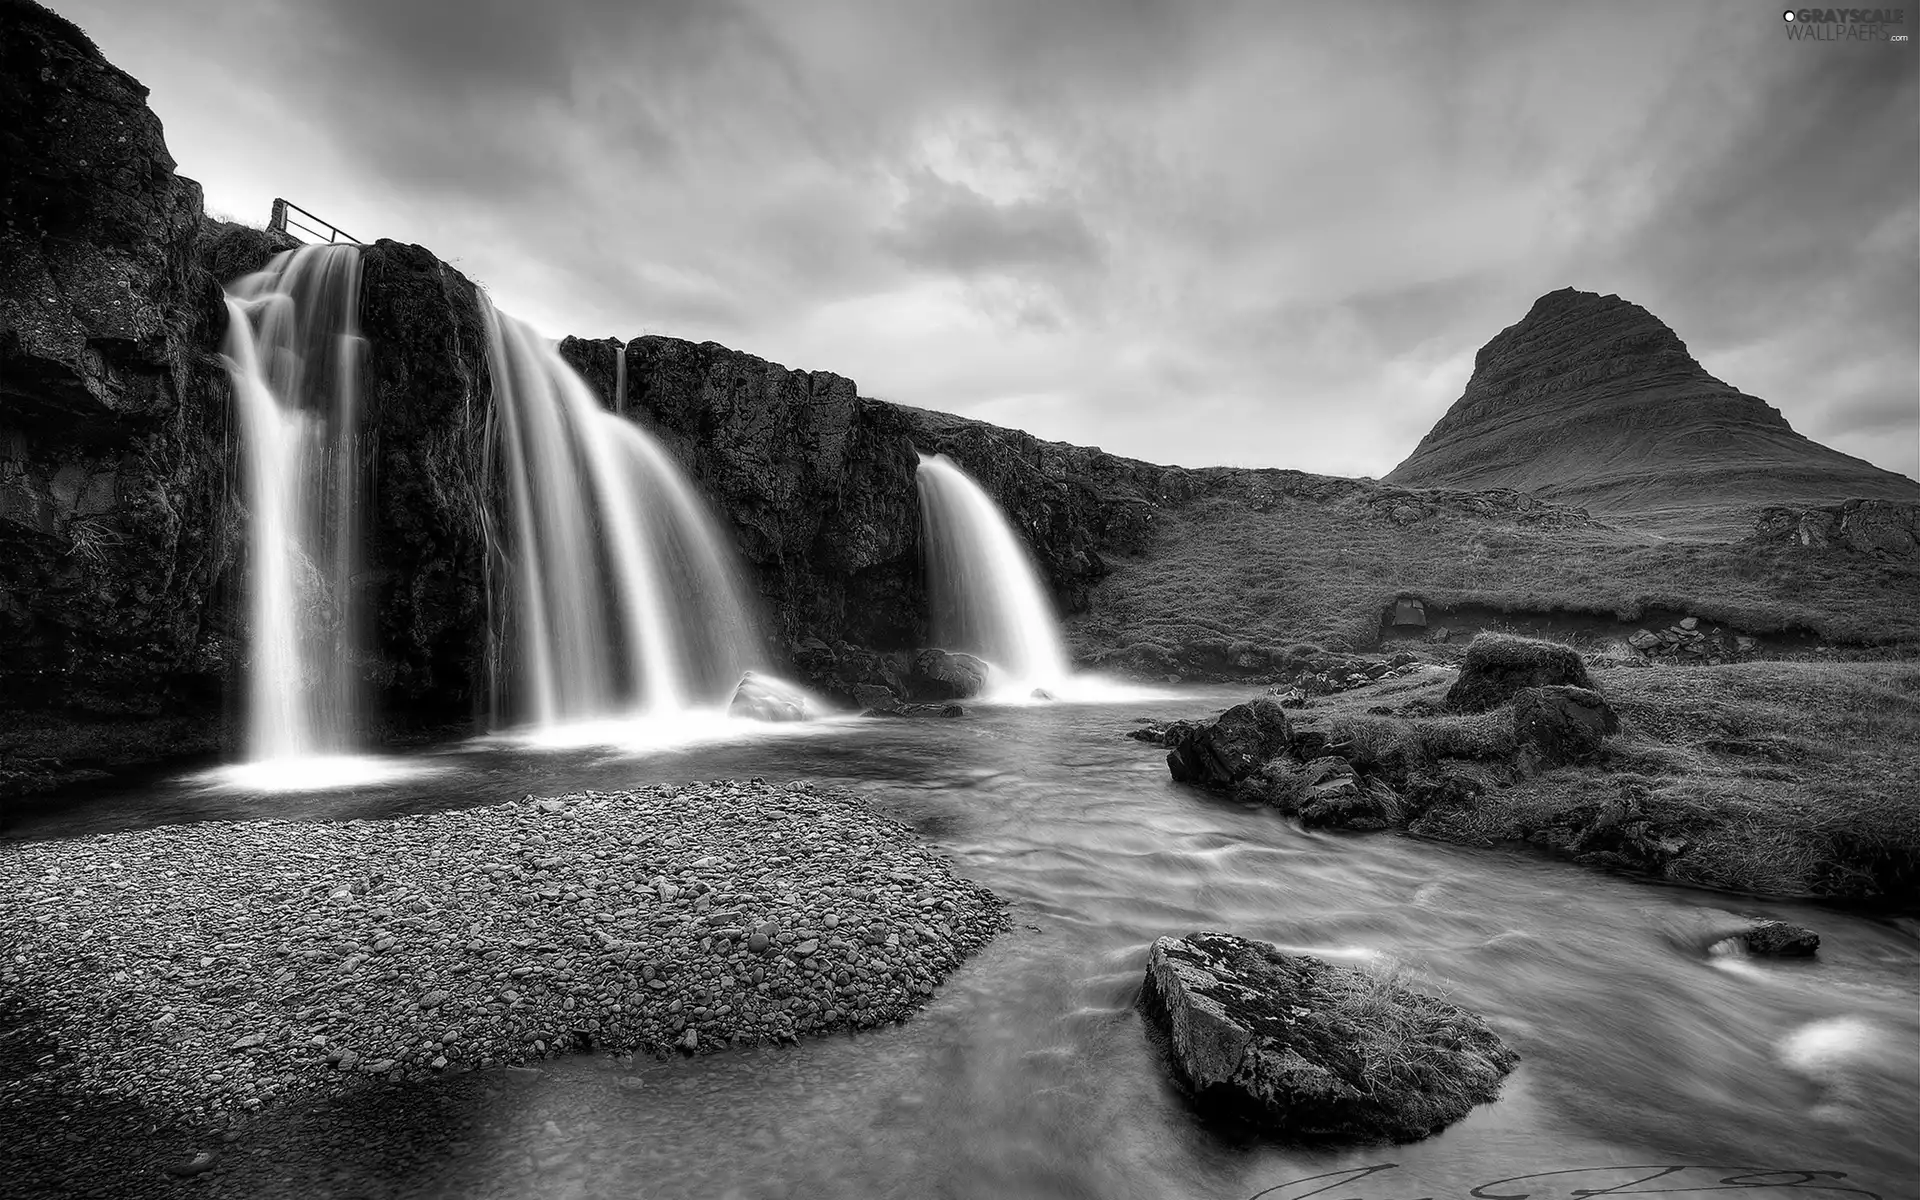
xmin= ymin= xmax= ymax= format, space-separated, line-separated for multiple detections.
xmin=1141 ymin=932 xmax=1517 ymax=1143
xmin=1446 ymin=633 xmax=1594 ymax=713
xmin=559 ymin=334 xmax=1168 ymax=677
xmin=351 ymin=242 xmax=492 ymax=723
xmin=904 ymin=648 xmax=989 ymax=702
xmin=1385 ymin=288 xmax=1920 ymax=533
xmin=1164 ymin=699 xmax=1291 ymax=789
xmin=1 ymin=0 xmax=237 ymax=782
xmin=1753 ymin=499 xmax=1920 ymax=557
xmin=1512 ymin=685 xmax=1619 ymax=767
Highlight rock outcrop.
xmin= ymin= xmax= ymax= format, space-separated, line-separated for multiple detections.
xmin=1753 ymin=499 xmax=1920 ymax=557
xmin=1385 ymin=288 xmax=1920 ymax=534
xmin=1141 ymin=932 xmax=1517 ymax=1142
xmin=1164 ymin=698 xmax=1292 ymax=789
xmin=1511 ymin=685 xmax=1619 ymax=767
xmin=1 ymin=0 xmax=236 ymax=775
xmin=1445 ymin=632 xmax=1594 ymax=713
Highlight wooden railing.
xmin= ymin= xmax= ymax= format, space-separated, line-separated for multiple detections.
xmin=268 ymin=198 xmax=360 ymax=245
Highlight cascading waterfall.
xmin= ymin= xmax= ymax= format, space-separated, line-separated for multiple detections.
xmin=915 ymin=452 xmax=1072 ymax=693
xmin=220 ymin=245 xmax=366 ymax=763
xmin=482 ymin=301 xmax=762 ymax=728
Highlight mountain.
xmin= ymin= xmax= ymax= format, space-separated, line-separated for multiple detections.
xmin=1383 ymin=288 xmax=1920 ymax=535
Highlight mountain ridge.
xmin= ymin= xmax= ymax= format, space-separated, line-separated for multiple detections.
xmin=1384 ymin=287 xmax=1920 ymax=534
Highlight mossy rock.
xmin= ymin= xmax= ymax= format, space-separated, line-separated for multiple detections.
xmin=1142 ymin=932 xmax=1517 ymax=1143
xmin=1446 ymin=632 xmax=1594 ymax=712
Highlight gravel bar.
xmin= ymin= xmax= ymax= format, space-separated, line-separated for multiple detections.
xmin=0 ymin=779 xmax=1008 ymax=1120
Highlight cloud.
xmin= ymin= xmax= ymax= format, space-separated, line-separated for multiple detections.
xmin=44 ymin=0 xmax=1917 ymax=485
xmin=880 ymin=174 xmax=1102 ymax=278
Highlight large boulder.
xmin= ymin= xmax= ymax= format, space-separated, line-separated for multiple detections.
xmin=1141 ymin=932 xmax=1517 ymax=1142
xmin=1445 ymin=632 xmax=1593 ymax=712
xmin=1512 ymin=685 xmax=1619 ymax=767
xmin=905 ymin=648 xmax=990 ymax=701
xmin=1164 ymin=699 xmax=1291 ymax=790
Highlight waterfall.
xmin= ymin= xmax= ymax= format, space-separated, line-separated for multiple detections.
xmin=221 ymin=245 xmax=366 ymax=762
xmin=482 ymin=302 xmax=761 ymax=727
xmin=915 ymin=453 xmax=1072 ymax=692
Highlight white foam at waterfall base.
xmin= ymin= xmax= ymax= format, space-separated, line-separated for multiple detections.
xmin=482 ymin=303 xmax=766 ymax=733
xmin=220 ymin=245 xmax=371 ymax=784
xmin=190 ymin=754 xmax=448 ymax=794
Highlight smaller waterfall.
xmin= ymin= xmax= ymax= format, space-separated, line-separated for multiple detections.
xmin=222 ymin=245 xmax=365 ymax=763
xmin=916 ymin=453 xmax=1072 ymax=694
xmin=484 ymin=303 xmax=762 ymax=729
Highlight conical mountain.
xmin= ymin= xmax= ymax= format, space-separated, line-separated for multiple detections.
xmin=1384 ymin=288 xmax=1920 ymax=534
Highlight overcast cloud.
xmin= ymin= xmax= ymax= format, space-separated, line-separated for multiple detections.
xmin=54 ymin=0 xmax=1919 ymax=479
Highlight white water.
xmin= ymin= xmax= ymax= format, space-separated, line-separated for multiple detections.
xmin=220 ymin=245 xmax=367 ymax=768
xmin=483 ymin=305 xmax=762 ymax=727
xmin=916 ymin=453 xmax=1073 ymax=696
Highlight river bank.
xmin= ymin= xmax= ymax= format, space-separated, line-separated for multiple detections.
xmin=0 ymin=780 xmax=1007 ymax=1135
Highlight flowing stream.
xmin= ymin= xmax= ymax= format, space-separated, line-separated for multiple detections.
xmin=9 ymin=691 xmax=1918 ymax=1198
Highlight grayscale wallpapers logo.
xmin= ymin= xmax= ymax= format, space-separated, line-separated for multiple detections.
xmin=1783 ymin=7 xmax=1910 ymax=39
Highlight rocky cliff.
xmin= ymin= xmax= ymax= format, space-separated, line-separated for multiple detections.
xmin=0 ymin=0 xmax=237 ymax=780
xmin=1384 ymin=288 xmax=1920 ymax=534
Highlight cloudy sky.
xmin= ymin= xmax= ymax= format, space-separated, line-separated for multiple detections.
xmin=56 ymin=0 xmax=1919 ymax=478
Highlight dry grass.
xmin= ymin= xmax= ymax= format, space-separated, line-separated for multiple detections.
xmin=1071 ymin=492 xmax=1920 ymax=656
xmin=1321 ymin=960 xmax=1517 ymax=1139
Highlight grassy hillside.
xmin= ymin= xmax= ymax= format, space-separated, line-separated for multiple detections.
xmin=1290 ymin=658 xmax=1920 ymax=900
xmin=1071 ymin=490 xmax=1920 ymax=661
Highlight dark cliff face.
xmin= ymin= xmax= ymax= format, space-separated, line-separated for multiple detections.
xmin=0 ymin=0 xmax=235 ymax=743
xmin=1385 ymin=287 xmax=1920 ymax=533
xmin=558 ymin=334 xmax=1170 ymax=665
xmin=353 ymin=242 xmax=494 ymax=723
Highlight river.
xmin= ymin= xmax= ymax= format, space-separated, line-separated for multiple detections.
xmin=7 ymin=687 xmax=1917 ymax=1199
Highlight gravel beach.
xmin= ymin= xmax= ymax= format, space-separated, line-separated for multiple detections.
xmin=0 ymin=779 xmax=1009 ymax=1125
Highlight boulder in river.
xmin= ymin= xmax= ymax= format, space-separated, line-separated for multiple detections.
xmin=1739 ymin=919 xmax=1820 ymax=957
xmin=906 ymin=649 xmax=990 ymax=701
xmin=727 ymin=672 xmax=818 ymax=722
xmin=1141 ymin=932 xmax=1517 ymax=1143
xmin=1446 ymin=632 xmax=1594 ymax=712
xmin=1164 ymin=699 xmax=1290 ymax=790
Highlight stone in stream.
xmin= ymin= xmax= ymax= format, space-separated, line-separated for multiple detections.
xmin=1163 ymin=699 xmax=1291 ymax=791
xmin=727 ymin=671 xmax=817 ymax=722
xmin=1140 ymin=932 xmax=1517 ymax=1143
xmin=1738 ymin=919 xmax=1820 ymax=957
xmin=905 ymin=649 xmax=991 ymax=701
